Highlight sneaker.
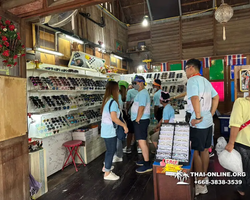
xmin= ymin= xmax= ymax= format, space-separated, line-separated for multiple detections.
xmin=136 ymin=160 xmax=144 ymax=166
xmin=137 ymin=147 xmax=142 ymax=154
xmin=123 ymin=147 xmax=132 ymax=154
xmin=112 ymin=155 xmax=123 ymax=163
xmin=104 ymin=172 xmax=120 ymax=181
xmin=209 ymin=152 xmax=214 ymax=158
xmin=195 ymin=185 xmax=208 ymax=196
xmin=102 ymin=166 xmax=114 ymax=172
xmin=136 ymin=165 xmax=153 ymax=173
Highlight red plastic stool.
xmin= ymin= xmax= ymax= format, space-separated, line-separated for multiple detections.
xmin=62 ymin=140 xmax=86 ymax=172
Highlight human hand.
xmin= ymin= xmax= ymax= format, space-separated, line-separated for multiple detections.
xmin=191 ymin=117 xmax=203 ymax=127
xmin=136 ymin=119 xmax=140 ymax=124
xmin=154 ymin=127 xmax=160 ymax=132
xmin=225 ymin=143 xmax=234 ymax=152
xmin=123 ymin=125 xmax=128 ymax=134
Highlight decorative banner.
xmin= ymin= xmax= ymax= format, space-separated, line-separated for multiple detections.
xmin=231 ymin=81 xmax=235 ymax=102
xmin=181 ymin=60 xmax=188 ymax=70
xmin=225 ymin=54 xmax=245 ymax=66
xmin=144 ymin=64 xmax=148 ymax=73
xmin=170 ymin=63 xmax=182 ymax=71
xmin=161 ymin=62 xmax=169 ymax=72
xmin=230 ymin=58 xmax=246 ymax=79
xmin=69 ymin=51 xmax=105 ymax=71
xmin=211 ymin=81 xmax=225 ymax=101
xmin=203 ymin=57 xmax=211 ymax=68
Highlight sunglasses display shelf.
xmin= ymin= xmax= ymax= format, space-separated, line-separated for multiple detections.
xmin=27 ymin=69 xmax=106 ymax=139
xmin=155 ymin=123 xmax=190 ymax=166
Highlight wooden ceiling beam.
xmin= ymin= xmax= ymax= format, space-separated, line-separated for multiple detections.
xmin=181 ymin=0 xmax=211 ymax=7
xmin=122 ymin=2 xmax=145 ymax=9
xmin=15 ymin=0 xmax=112 ymax=19
xmin=1 ymin=0 xmax=37 ymax=10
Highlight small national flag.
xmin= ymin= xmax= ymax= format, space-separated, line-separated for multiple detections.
xmin=225 ymin=54 xmax=246 ymax=66
xmin=181 ymin=60 xmax=188 ymax=70
xmin=144 ymin=64 xmax=148 ymax=73
xmin=161 ymin=62 xmax=169 ymax=72
xmin=203 ymin=57 xmax=211 ymax=68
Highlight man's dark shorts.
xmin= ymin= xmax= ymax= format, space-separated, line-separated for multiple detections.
xmin=190 ymin=126 xmax=212 ymax=151
xmin=133 ymin=119 xmax=150 ymax=140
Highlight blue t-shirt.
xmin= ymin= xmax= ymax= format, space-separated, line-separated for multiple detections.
xmin=101 ymin=98 xmax=120 ymax=138
xmin=131 ymin=89 xmax=150 ymax=121
xmin=153 ymin=89 xmax=162 ymax=106
xmin=163 ymin=104 xmax=175 ymax=123
xmin=118 ymin=94 xmax=123 ymax=109
xmin=187 ymin=76 xmax=218 ymax=129
xmin=126 ymin=88 xmax=138 ymax=102
xmin=126 ymin=88 xmax=138 ymax=115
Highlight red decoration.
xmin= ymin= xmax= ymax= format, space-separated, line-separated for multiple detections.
xmin=2 ymin=50 xmax=10 ymax=57
xmin=5 ymin=20 xmax=11 ymax=25
xmin=9 ymin=25 xmax=15 ymax=31
xmin=2 ymin=36 xmax=7 ymax=41
xmin=0 ymin=19 xmax=25 ymax=67
xmin=4 ymin=41 xmax=9 ymax=47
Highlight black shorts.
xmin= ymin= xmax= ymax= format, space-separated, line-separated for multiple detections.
xmin=133 ymin=119 xmax=150 ymax=140
xmin=127 ymin=118 xmax=134 ymax=133
xmin=190 ymin=126 xmax=212 ymax=151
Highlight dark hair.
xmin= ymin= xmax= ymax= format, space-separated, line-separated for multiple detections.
xmin=154 ymin=79 xmax=161 ymax=86
xmin=161 ymin=91 xmax=170 ymax=104
xmin=101 ymin=81 xmax=119 ymax=113
xmin=75 ymin=59 xmax=83 ymax=66
xmin=186 ymin=58 xmax=201 ymax=72
xmin=120 ymin=85 xmax=127 ymax=102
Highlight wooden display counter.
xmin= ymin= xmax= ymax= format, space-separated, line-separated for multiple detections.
xmin=153 ymin=151 xmax=194 ymax=200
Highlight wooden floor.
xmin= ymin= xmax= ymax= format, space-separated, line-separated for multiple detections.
xmin=38 ymin=147 xmax=250 ymax=200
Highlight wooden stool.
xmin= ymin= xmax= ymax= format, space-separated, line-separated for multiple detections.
xmin=62 ymin=140 xmax=85 ymax=172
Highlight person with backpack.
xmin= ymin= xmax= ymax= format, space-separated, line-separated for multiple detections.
xmin=123 ymin=81 xmax=138 ymax=154
xmin=101 ymin=81 xmax=128 ymax=181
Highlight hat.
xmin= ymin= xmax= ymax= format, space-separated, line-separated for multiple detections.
xmin=134 ymin=75 xmax=145 ymax=84
xmin=118 ymin=80 xmax=129 ymax=89
xmin=160 ymin=91 xmax=170 ymax=102
xmin=153 ymin=79 xmax=161 ymax=87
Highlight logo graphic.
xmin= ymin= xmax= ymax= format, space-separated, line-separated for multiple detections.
xmin=174 ymin=170 xmax=189 ymax=185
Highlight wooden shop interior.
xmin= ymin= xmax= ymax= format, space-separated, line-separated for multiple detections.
xmin=1 ymin=0 xmax=250 ymax=200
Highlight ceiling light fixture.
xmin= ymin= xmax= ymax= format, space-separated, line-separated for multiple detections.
xmin=65 ymin=35 xmax=84 ymax=44
xmin=142 ymin=15 xmax=149 ymax=27
xmin=113 ymin=55 xmax=123 ymax=60
xmin=36 ymin=47 xmax=64 ymax=56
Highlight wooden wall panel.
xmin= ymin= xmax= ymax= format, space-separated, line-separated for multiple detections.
xmin=215 ymin=9 xmax=250 ymax=55
xmin=0 ymin=135 xmax=29 ymax=200
xmin=151 ymin=20 xmax=181 ymax=62
xmin=0 ymin=76 xmax=27 ymax=141
xmin=103 ymin=54 xmax=110 ymax=66
xmin=40 ymin=53 xmax=56 ymax=65
xmin=58 ymin=38 xmax=71 ymax=59
xmin=182 ymin=15 xmax=214 ymax=59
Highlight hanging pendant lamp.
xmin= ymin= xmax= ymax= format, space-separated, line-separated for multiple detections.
xmin=215 ymin=0 xmax=233 ymax=41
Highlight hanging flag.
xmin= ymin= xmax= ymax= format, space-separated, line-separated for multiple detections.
xmin=203 ymin=57 xmax=211 ymax=68
xmin=225 ymin=54 xmax=245 ymax=66
xmin=181 ymin=60 xmax=188 ymax=70
xmin=161 ymin=62 xmax=169 ymax=72
xmin=144 ymin=64 xmax=148 ymax=73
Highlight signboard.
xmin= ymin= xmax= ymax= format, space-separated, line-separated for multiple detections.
xmin=69 ymin=51 xmax=105 ymax=71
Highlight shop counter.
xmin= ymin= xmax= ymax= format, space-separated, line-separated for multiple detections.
xmin=153 ymin=150 xmax=194 ymax=200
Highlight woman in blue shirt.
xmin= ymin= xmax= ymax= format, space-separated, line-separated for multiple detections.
xmin=101 ymin=81 xmax=128 ymax=180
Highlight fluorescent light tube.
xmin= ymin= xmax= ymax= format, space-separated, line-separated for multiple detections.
xmin=113 ymin=55 xmax=123 ymax=60
xmin=65 ymin=35 xmax=84 ymax=44
xmin=36 ymin=48 xmax=64 ymax=56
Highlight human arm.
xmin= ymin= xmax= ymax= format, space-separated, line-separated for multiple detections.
xmin=211 ymin=95 xmax=219 ymax=116
xmin=190 ymin=96 xmax=203 ymax=126
xmin=111 ymin=112 xmax=128 ymax=133
xmin=171 ymin=92 xmax=187 ymax=100
xmin=225 ymin=99 xmax=242 ymax=152
xmin=136 ymin=106 xmax=145 ymax=123
xmin=225 ymin=127 xmax=239 ymax=152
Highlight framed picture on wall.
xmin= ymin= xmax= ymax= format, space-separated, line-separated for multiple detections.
xmin=137 ymin=41 xmax=146 ymax=50
xmin=240 ymin=69 xmax=250 ymax=92
xmin=116 ymin=40 xmax=123 ymax=53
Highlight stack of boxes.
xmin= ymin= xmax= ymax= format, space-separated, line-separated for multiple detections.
xmin=73 ymin=125 xmax=106 ymax=164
